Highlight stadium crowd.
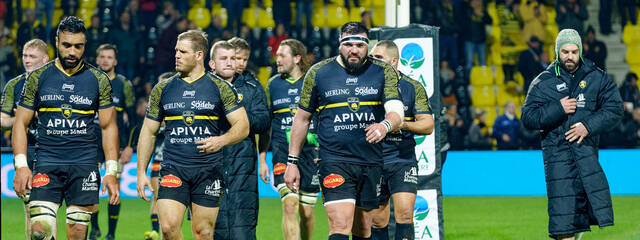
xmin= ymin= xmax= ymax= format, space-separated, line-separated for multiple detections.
xmin=1 ymin=0 xmax=639 ymax=150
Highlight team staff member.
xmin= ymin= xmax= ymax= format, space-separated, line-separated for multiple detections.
xmin=212 ymin=38 xmax=270 ymax=240
xmin=136 ymin=30 xmax=249 ymax=240
xmin=259 ymin=39 xmax=319 ymax=240
xmin=521 ymin=29 xmax=622 ymax=240
xmin=1 ymin=38 xmax=49 ymax=240
xmin=369 ymin=40 xmax=435 ymax=240
xmin=12 ymin=16 xmax=120 ymax=240
xmin=285 ymin=22 xmax=403 ymax=240
xmin=89 ymin=43 xmax=136 ymax=240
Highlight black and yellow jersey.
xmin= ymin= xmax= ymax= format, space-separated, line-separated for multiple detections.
xmin=266 ymin=73 xmax=316 ymax=145
xmin=382 ymin=73 xmax=432 ymax=164
xmin=110 ymin=74 xmax=135 ymax=147
xmin=18 ymin=60 xmax=113 ymax=166
xmin=1 ymin=74 xmax=37 ymax=145
xmin=298 ymin=56 xmax=400 ymax=165
xmin=146 ymin=72 xmax=241 ymax=167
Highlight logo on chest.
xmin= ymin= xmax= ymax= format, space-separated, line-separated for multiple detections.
xmin=289 ymin=104 xmax=298 ymax=115
xmin=288 ymin=88 xmax=298 ymax=96
xmin=183 ymin=90 xmax=196 ymax=98
xmin=183 ymin=111 xmax=195 ymax=126
xmin=61 ymin=104 xmax=73 ymax=118
xmin=69 ymin=95 xmax=93 ymax=105
xmin=347 ymin=97 xmax=360 ymax=112
xmin=62 ymin=83 xmax=75 ymax=92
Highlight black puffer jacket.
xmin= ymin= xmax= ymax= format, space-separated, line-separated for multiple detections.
xmin=215 ymin=72 xmax=270 ymax=240
xmin=521 ymin=59 xmax=622 ymax=238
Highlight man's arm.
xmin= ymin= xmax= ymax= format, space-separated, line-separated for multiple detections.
xmin=288 ymin=108 xmax=312 ymax=157
xmin=196 ymin=108 xmax=250 ymax=153
xmin=403 ymin=114 xmax=434 ymax=135
xmin=99 ymin=107 xmax=119 ymax=161
xmin=136 ymin=118 xmax=161 ymax=201
xmin=247 ymin=83 xmax=271 ymax=135
xmin=521 ymin=77 xmax=568 ymax=130
xmin=258 ymin=129 xmax=272 ymax=183
xmin=581 ymin=75 xmax=624 ymax=135
xmin=11 ymin=106 xmax=36 ymax=198
xmin=0 ymin=112 xmax=14 ymax=128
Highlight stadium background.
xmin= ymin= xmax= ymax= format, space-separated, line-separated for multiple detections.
xmin=1 ymin=0 xmax=640 ymax=239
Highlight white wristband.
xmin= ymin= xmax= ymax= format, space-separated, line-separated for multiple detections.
xmin=105 ymin=160 xmax=119 ymax=176
xmin=380 ymin=120 xmax=392 ymax=133
xmin=14 ymin=154 xmax=28 ymax=169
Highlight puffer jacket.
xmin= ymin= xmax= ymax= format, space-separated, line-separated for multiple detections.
xmin=521 ymin=59 xmax=622 ymax=238
xmin=214 ymin=72 xmax=270 ymax=240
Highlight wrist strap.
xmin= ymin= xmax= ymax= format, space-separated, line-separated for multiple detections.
xmin=105 ymin=160 xmax=119 ymax=176
xmin=287 ymin=155 xmax=299 ymax=165
xmin=380 ymin=120 xmax=392 ymax=133
xmin=14 ymin=154 xmax=28 ymax=169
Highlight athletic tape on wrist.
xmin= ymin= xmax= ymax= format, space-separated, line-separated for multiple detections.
xmin=287 ymin=155 xmax=299 ymax=165
xmin=105 ymin=160 xmax=119 ymax=176
xmin=380 ymin=120 xmax=392 ymax=133
xmin=14 ymin=154 xmax=28 ymax=169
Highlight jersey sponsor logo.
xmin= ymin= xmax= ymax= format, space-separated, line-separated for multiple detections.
xmin=61 ymin=83 xmax=75 ymax=92
xmin=183 ymin=111 xmax=195 ymax=126
xmin=164 ymin=102 xmax=186 ymax=110
xmin=322 ymin=173 xmax=345 ymax=188
xmin=354 ymin=87 xmax=378 ymax=96
xmin=46 ymin=118 xmax=88 ymax=128
xmin=346 ymin=77 xmax=358 ymax=85
xmin=205 ymin=179 xmax=222 ymax=197
xmin=82 ymin=171 xmax=99 ymax=191
xmin=577 ymin=93 xmax=586 ymax=108
xmin=273 ymin=163 xmax=287 ymax=175
xmin=160 ymin=174 xmax=182 ymax=187
xmin=69 ymin=95 xmax=93 ymax=105
xmin=556 ymin=83 xmax=568 ymax=92
xmin=168 ymin=126 xmax=212 ymax=136
xmin=288 ymin=88 xmax=298 ymax=96
xmin=183 ymin=90 xmax=196 ymax=98
xmin=32 ymin=173 xmax=50 ymax=188
xmin=191 ymin=100 xmax=215 ymax=110
xmin=324 ymin=89 xmax=350 ymax=97
xmin=40 ymin=94 xmax=65 ymax=102
xmin=289 ymin=104 xmax=298 ymax=115
xmin=273 ymin=98 xmax=291 ymax=105
xmin=347 ymin=97 xmax=360 ymax=112
xmin=61 ymin=104 xmax=73 ymax=118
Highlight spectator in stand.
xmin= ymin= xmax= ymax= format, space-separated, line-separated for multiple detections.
xmin=622 ymin=107 xmax=640 ymax=147
xmin=518 ymin=36 xmax=546 ymax=94
xmin=139 ymin=0 xmax=161 ymax=30
xmin=556 ymin=0 xmax=588 ymax=36
xmin=17 ymin=9 xmax=46 ymax=55
xmin=238 ymin=25 xmax=255 ymax=50
xmin=156 ymin=0 xmax=179 ymax=36
xmin=127 ymin=0 xmax=145 ymax=32
xmin=618 ymin=0 xmax=638 ymax=29
xmin=599 ymin=0 xmax=614 ymax=35
xmin=86 ymin=15 xmax=108 ymax=65
xmin=222 ymin=0 xmax=245 ymax=35
xmin=0 ymin=34 xmax=15 ymax=84
xmin=493 ymin=101 xmax=520 ymax=150
xmin=361 ymin=11 xmax=374 ymax=29
xmin=440 ymin=60 xmax=457 ymax=104
xmin=61 ymin=0 xmax=78 ymax=16
xmin=520 ymin=0 xmax=547 ymax=42
xmin=433 ymin=0 xmax=461 ymax=69
xmin=205 ymin=15 xmax=225 ymax=43
xmin=461 ymin=0 xmax=492 ymax=79
xmin=468 ymin=108 xmax=494 ymax=150
xmin=109 ymin=10 xmax=143 ymax=80
xmin=269 ymin=23 xmax=291 ymax=57
xmin=583 ymin=26 xmax=607 ymax=70
xmin=39 ymin=0 xmax=54 ymax=42
xmin=154 ymin=17 xmax=188 ymax=77
xmin=295 ymin=0 xmax=314 ymax=40
xmin=620 ymin=72 xmax=640 ymax=107
xmin=0 ymin=19 xmax=9 ymax=37
xmin=273 ymin=0 xmax=293 ymax=34
xmin=497 ymin=0 xmax=523 ymax=83
xmin=446 ymin=103 xmax=466 ymax=150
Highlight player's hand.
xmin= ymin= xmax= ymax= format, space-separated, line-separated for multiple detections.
xmin=102 ymin=175 xmax=120 ymax=205
xmin=565 ymin=122 xmax=589 ymax=144
xmin=284 ymin=164 xmax=300 ymax=193
xmin=120 ymin=146 xmax=134 ymax=164
xmin=258 ymin=153 xmax=270 ymax=184
xmin=13 ymin=167 xmax=32 ymax=199
xmin=560 ymin=96 xmax=577 ymax=114
xmin=502 ymin=134 xmax=511 ymax=142
xmin=365 ymin=123 xmax=387 ymax=144
xmin=196 ymin=136 xmax=225 ymax=153
xmin=137 ymin=174 xmax=153 ymax=202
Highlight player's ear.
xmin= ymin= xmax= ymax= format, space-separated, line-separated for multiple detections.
xmin=114 ymin=58 xmax=118 ymax=67
xmin=392 ymin=57 xmax=399 ymax=68
xmin=208 ymin=59 xmax=215 ymax=70
xmin=196 ymin=50 xmax=204 ymax=62
xmin=294 ymin=55 xmax=302 ymax=65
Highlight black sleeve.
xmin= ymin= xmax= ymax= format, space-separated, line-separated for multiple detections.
xmin=521 ymin=76 xmax=567 ymax=130
xmin=247 ymin=82 xmax=271 ymax=135
xmin=581 ymin=74 xmax=624 ymax=135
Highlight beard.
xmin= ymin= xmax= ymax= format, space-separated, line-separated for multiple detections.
xmin=59 ymin=53 xmax=82 ymax=69
xmin=560 ymin=57 xmax=579 ymax=73
xmin=340 ymin=53 xmax=365 ymax=73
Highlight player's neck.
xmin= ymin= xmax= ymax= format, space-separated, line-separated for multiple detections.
xmin=289 ymin=67 xmax=303 ymax=80
xmin=182 ymin=64 xmax=205 ymax=83
xmin=55 ymin=58 xmax=83 ymax=75
xmin=107 ymin=70 xmax=116 ymax=80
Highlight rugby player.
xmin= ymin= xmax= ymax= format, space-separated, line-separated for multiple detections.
xmin=211 ymin=39 xmax=270 ymax=240
xmin=2 ymin=38 xmax=49 ymax=239
xmin=136 ymin=30 xmax=249 ymax=240
xmin=259 ymin=39 xmax=319 ymax=240
xmin=88 ymin=43 xmax=136 ymax=240
xmin=12 ymin=16 xmax=120 ymax=240
xmin=285 ymin=22 xmax=404 ymax=240
xmin=369 ymin=40 xmax=434 ymax=240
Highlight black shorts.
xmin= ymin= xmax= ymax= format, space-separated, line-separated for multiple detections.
xmin=378 ymin=161 xmax=418 ymax=205
xmin=272 ymin=144 xmax=319 ymax=195
xmin=150 ymin=161 xmax=162 ymax=178
xmin=157 ymin=162 xmax=225 ymax=208
xmin=30 ymin=164 xmax=100 ymax=206
xmin=318 ymin=161 xmax=382 ymax=210
xmin=150 ymin=142 xmax=165 ymax=178
xmin=27 ymin=146 xmax=36 ymax=169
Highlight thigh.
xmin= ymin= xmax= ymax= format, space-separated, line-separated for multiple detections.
xmin=271 ymin=145 xmax=288 ymax=189
xmin=318 ymin=161 xmax=357 ymax=206
xmin=65 ymin=164 xmax=100 ymax=206
xmin=157 ymin=164 xmax=191 ymax=207
xmin=190 ymin=164 xmax=225 ymax=208
xmin=158 ymin=199 xmax=186 ymax=226
xmin=298 ymin=146 xmax=320 ymax=194
xmin=30 ymin=165 xmax=66 ymax=204
xmin=387 ymin=162 xmax=418 ymax=196
xmin=356 ymin=164 xmax=383 ymax=210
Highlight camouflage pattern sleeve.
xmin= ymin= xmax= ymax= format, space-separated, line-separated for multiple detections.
xmin=97 ymin=71 xmax=113 ymax=109
xmin=18 ymin=72 xmax=41 ymax=110
xmin=217 ymin=80 xmax=241 ymax=114
xmin=411 ymin=79 xmax=432 ymax=114
xmin=124 ymin=79 xmax=135 ymax=108
xmin=298 ymin=65 xmax=318 ymax=112
xmin=145 ymin=80 xmax=168 ymax=121
xmin=1 ymin=77 xmax=19 ymax=115
xmin=381 ymin=62 xmax=400 ymax=102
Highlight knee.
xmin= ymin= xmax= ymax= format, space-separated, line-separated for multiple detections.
xmin=282 ymin=196 xmax=299 ymax=216
xmin=160 ymin=219 xmax=181 ymax=234
xmin=371 ymin=213 xmax=389 ymax=229
xmin=192 ymin=225 xmax=213 ymax=239
xmin=300 ymin=208 xmax=314 ymax=222
xmin=29 ymin=201 xmax=59 ymax=239
xmin=394 ymin=208 xmax=414 ymax=224
xmin=328 ymin=216 xmax=351 ymax=233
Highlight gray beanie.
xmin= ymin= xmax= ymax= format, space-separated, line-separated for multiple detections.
xmin=555 ymin=29 xmax=582 ymax=60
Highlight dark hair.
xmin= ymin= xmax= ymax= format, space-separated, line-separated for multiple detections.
xmin=373 ymin=40 xmax=399 ymax=58
xmin=339 ymin=22 xmax=368 ymax=37
xmin=228 ymin=37 xmax=250 ymax=51
xmin=280 ymin=39 xmax=310 ymax=73
xmin=626 ymin=72 xmax=638 ymax=83
xmin=96 ymin=43 xmax=117 ymax=56
xmin=57 ymin=16 xmax=86 ymax=35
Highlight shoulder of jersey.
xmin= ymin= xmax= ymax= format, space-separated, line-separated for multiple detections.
xmin=267 ymin=73 xmax=282 ymax=86
xmin=7 ymin=73 xmax=27 ymax=84
xmin=85 ymin=62 xmax=110 ymax=80
xmin=309 ymin=58 xmax=335 ymax=71
xmin=27 ymin=60 xmax=55 ymax=78
xmin=115 ymin=73 xmax=130 ymax=82
xmin=369 ymin=57 xmax=394 ymax=70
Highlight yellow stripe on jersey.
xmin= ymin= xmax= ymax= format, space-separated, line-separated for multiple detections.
xmin=316 ymin=101 xmax=382 ymax=111
xmin=405 ymin=117 xmax=414 ymax=121
xmin=273 ymin=108 xmax=292 ymax=113
xmin=163 ymin=115 xmax=220 ymax=121
xmin=115 ymin=107 xmax=124 ymax=112
xmin=39 ymin=108 xmax=95 ymax=114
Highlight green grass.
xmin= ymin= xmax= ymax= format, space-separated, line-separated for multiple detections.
xmin=2 ymin=196 xmax=639 ymax=239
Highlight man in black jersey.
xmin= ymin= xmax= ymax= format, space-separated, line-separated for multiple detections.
xmin=12 ymin=16 xmax=120 ymax=240
xmin=259 ymin=39 xmax=319 ymax=240
xmin=286 ymin=22 xmax=404 ymax=240
xmin=89 ymin=43 xmax=136 ymax=240
xmin=2 ymin=38 xmax=49 ymax=240
xmin=136 ymin=30 xmax=249 ymax=240
xmin=369 ymin=40 xmax=435 ymax=240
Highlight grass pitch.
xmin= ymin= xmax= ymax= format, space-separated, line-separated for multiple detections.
xmin=2 ymin=196 xmax=639 ymax=239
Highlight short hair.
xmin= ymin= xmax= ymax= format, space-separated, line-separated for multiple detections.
xmin=280 ymin=39 xmax=310 ymax=73
xmin=340 ymin=22 xmax=368 ymax=37
xmin=96 ymin=43 xmax=117 ymax=56
xmin=373 ymin=40 xmax=399 ymax=59
xmin=177 ymin=30 xmax=209 ymax=54
xmin=228 ymin=37 xmax=250 ymax=51
xmin=23 ymin=39 xmax=48 ymax=55
xmin=57 ymin=16 xmax=86 ymax=35
xmin=209 ymin=40 xmax=236 ymax=59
